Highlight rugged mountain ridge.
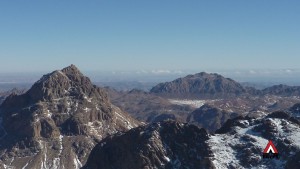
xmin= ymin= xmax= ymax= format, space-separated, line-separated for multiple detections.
xmin=0 ymin=65 xmax=139 ymax=169
xmin=83 ymin=121 xmax=214 ymax=169
xmin=83 ymin=111 xmax=300 ymax=169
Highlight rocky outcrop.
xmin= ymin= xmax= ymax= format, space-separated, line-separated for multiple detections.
xmin=0 ymin=65 xmax=140 ymax=169
xmin=187 ymin=104 xmax=238 ymax=133
xmin=83 ymin=121 xmax=214 ymax=169
xmin=289 ymin=103 xmax=300 ymax=120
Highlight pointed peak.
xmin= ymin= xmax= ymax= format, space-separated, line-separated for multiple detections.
xmin=61 ymin=64 xmax=82 ymax=75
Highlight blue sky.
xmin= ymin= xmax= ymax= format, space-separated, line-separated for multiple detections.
xmin=0 ymin=0 xmax=299 ymax=73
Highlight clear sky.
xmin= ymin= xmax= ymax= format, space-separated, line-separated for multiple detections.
xmin=0 ymin=0 xmax=299 ymax=73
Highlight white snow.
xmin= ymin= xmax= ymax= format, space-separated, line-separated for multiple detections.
xmin=115 ymin=111 xmax=134 ymax=129
xmin=38 ymin=140 xmax=48 ymax=169
xmin=73 ymin=155 xmax=82 ymax=169
xmin=46 ymin=110 xmax=52 ymax=118
xmin=21 ymin=162 xmax=29 ymax=169
xmin=74 ymin=102 xmax=78 ymax=112
xmin=52 ymin=98 xmax=64 ymax=101
xmin=84 ymin=96 xmax=92 ymax=102
xmin=83 ymin=107 xmax=91 ymax=112
xmin=208 ymin=134 xmax=241 ymax=169
xmin=208 ymin=117 xmax=300 ymax=169
xmin=58 ymin=135 xmax=63 ymax=154
xmin=85 ymin=121 xmax=104 ymax=139
xmin=57 ymin=70 xmax=68 ymax=78
xmin=163 ymin=156 xmax=170 ymax=162
xmin=34 ymin=117 xmax=40 ymax=123
xmin=52 ymin=158 xmax=60 ymax=169
xmin=66 ymin=108 xmax=71 ymax=115
xmin=168 ymin=99 xmax=206 ymax=108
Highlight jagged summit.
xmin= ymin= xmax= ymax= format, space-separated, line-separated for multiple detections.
xmin=37 ymin=64 xmax=83 ymax=84
xmin=0 ymin=65 xmax=140 ymax=169
xmin=2 ymin=65 xmax=99 ymax=107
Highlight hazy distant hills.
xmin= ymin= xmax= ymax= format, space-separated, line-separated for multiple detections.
xmin=150 ymin=72 xmax=300 ymax=99
xmin=262 ymin=84 xmax=300 ymax=96
xmin=150 ymin=72 xmax=248 ymax=99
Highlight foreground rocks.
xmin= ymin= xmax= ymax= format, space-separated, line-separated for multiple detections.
xmin=83 ymin=121 xmax=214 ymax=169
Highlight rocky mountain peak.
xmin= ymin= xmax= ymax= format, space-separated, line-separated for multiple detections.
xmin=61 ymin=64 xmax=84 ymax=81
xmin=0 ymin=65 xmax=140 ymax=168
xmin=1 ymin=65 xmax=97 ymax=106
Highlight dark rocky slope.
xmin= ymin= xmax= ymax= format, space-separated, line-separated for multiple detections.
xmin=187 ymin=104 xmax=238 ymax=133
xmin=83 ymin=121 xmax=214 ymax=169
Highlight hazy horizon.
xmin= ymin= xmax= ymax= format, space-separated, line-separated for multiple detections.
xmin=1 ymin=68 xmax=300 ymax=86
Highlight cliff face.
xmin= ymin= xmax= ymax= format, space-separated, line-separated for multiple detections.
xmin=0 ymin=65 xmax=140 ymax=169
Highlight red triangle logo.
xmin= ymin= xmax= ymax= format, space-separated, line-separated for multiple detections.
xmin=263 ymin=140 xmax=278 ymax=153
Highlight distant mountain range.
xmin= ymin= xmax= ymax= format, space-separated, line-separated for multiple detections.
xmin=150 ymin=72 xmax=300 ymax=99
